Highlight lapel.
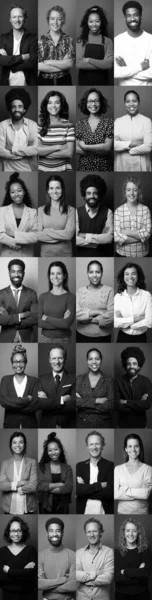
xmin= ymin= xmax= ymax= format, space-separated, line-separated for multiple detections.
xmin=7 ymin=456 xmax=29 ymax=480
xmin=50 ymin=370 xmax=68 ymax=395
xmin=6 ymin=205 xmax=17 ymax=231
xmin=85 ymin=373 xmax=103 ymax=394
xmin=7 ymin=287 xmax=17 ymax=311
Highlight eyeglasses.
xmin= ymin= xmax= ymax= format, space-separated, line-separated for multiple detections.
xmin=10 ymin=530 xmax=22 ymax=534
xmin=12 ymin=361 xmax=25 ymax=365
xmin=87 ymin=100 xmax=100 ymax=104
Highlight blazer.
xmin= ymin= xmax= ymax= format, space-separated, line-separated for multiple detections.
xmin=76 ymin=456 xmax=114 ymax=514
xmin=0 ymin=205 xmax=38 ymax=257
xmin=38 ymin=369 xmax=76 ymax=428
xmin=0 ymin=456 xmax=37 ymax=513
xmin=38 ymin=462 xmax=73 ymax=513
xmin=0 ymin=29 xmax=37 ymax=85
xmin=0 ymin=374 xmax=38 ymax=428
xmin=0 ymin=285 xmax=38 ymax=342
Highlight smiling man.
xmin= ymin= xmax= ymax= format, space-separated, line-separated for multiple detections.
xmin=115 ymin=346 xmax=152 ymax=428
xmin=0 ymin=4 xmax=37 ymax=85
xmin=0 ymin=258 xmax=38 ymax=342
xmin=38 ymin=518 xmax=76 ymax=600
xmin=0 ymin=88 xmax=38 ymax=171
xmin=76 ymin=518 xmax=114 ymax=600
xmin=38 ymin=344 xmax=75 ymax=428
xmin=76 ymin=430 xmax=114 ymax=514
xmin=76 ymin=174 xmax=113 ymax=257
xmin=114 ymin=1 xmax=152 ymax=85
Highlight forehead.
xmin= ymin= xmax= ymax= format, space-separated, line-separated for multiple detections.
xmin=12 ymin=353 xmax=25 ymax=360
xmin=88 ymin=12 xmax=101 ymax=19
xmin=125 ymin=522 xmax=137 ymax=529
xmin=125 ymin=7 xmax=140 ymax=16
xmin=126 ymin=356 xmax=138 ymax=362
xmin=10 ymin=521 xmax=21 ymax=529
xmin=85 ymin=186 xmax=98 ymax=193
xmin=126 ymin=181 xmax=137 ymax=189
xmin=10 ymin=182 xmax=22 ymax=189
xmin=126 ymin=437 xmax=139 ymax=443
xmin=48 ymin=441 xmax=59 ymax=449
xmin=87 ymin=435 xmax=102 ymax=444
xmin=88 ymin=263 xmax=101 ymax=271
xmin=124 ymin=266 xmax=137 ymax=273
xmin=125 ymin=93 xmax=139 ymax=102
xmin=86 ymin=522 xmax=100 ymax=532
xmin=48 ymin=95 xmax=60 ymax=102
xmin=88 ymin=351 xmax=100 ymax=359
xmin=10 ymin=264 xmax=23 ymax=271
xmin=49 ymin=10 xmax=62 ymax=18
xmin=12 ymin=435 xmax=24 ymax=443
xmin=49 ymin=349 xmax=64 ymax=359
xmin=48 ymin=523 xmax=62 ymax=531
xmin=11 ymin=99 xmax=24 ymax=106
xmin=87 ymin=92 xmax=99 ymax=100
xmin=10 ymin=8 xmax=24 ymax=17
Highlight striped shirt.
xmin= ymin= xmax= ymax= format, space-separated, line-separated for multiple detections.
xmin=38 ymin=120 xmax=75 ymax=171
xmin=114 ymin=203 xmax=152 ymax=256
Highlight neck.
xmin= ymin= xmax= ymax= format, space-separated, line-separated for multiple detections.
xmin=49 ymin=29 xmax=61 ymax=38
xmin=50 ymin=115 xmax=60 ymax=124
xmin=51 ymin=284 xmax=64 ymax=295
xmin=126 ymin=285 xmax=137 ymax=295
xmin=127 ymin=27 xmax=142 ymax=38
xmin=89 ymin=283 xmax=102 ymax=290
xmin=128 ymin=201 xmax=137 ymax=209
xmin=126 ymin=542 xmax=137 ymax=549
xmin=13 ymin=203 xmax=24 ymax=211
xmin=51 ymin=199 xmax=60 ymax=208
xmin=49 ymin=543 xmax=63 ymax=552
xmin=13 ymin=453 xmax=23 ymax=462
xmin=90 ymin=455 xmax=101 ymax=465
xmin=89 ymin=542 xmax=101 ymax=552
xmin=12 ymin=117 xmax=24 ymax=128
xmin=14 ymin=373 xmax=25 ymax=381
xmin=127 ymin=457 xmax=139 ymax=465
xmin=13 ymin=28 xmax=24 ymax=38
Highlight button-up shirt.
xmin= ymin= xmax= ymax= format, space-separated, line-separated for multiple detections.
xmin=38 ymin=30 xmax=75 ymax=81
xmin=0 ymin=117 xmax=38 ymax=171
xmin=114 ymin=288 xmax=152 ymax=334
xmin=76 ymin=543 xmax=114 ymax=600
xmin=114 ymin=203 xmax=152 ymax=257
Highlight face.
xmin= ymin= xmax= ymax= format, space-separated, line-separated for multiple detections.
xmin=85 ymin=186 xmax=99 ymax=209
xmin=49 ymin=266 xmax=64 ymax=287
xmin=12 ymin=353 xmax=26 ymax=376
xmin=10 ymin=183 xmax=24 ymax=205
xmin=123 ymin=267 xmax=138 ymax=287
xmin=125 ymin=438 xmax=140 ymax=459
xmin=47 ymin=523 xmax=63 ymax=547
xmin=48 ymin=180 xmax=62 ymax=202
xmin=85 ymin=522 xmax=101 ymax=546
xmin=10 ymin=7 xmax=25 ymax=30
xmin=9 ymin=521 xmax=23 ymax=544
xmin=125 ymin=8 xmax=141 ymax=32
xmin=126 ymin=356 xmax=140 ymax=377
xmin=88 ymin=263 xmax=103 ymax=286
xmin=125 ymin=181 xmax=138 ymax=204
xmin=125 ymin=522 xmax=138 ymax=545
xmin=87 ymin=434 xmax=103 ymax=460
xmin=125 ymin=93 xmax=139 ymax=116
xmin=49 ymin=348 xmax=65 ymax=373
xmin=11 ymin=436 xmax=25 ymax=455
xmin=87 ymin=350 xmax=101 ymax=373
xmin=87 ymin=92 xmax=100 ymax=115
xmin=10 ymin=99 xmax=26 ymax=121
xmin=88 ymin=13 xmax=101 ymax=34
xmin=9 ymin=264 xmax=24 ymax=287
xmin=47 ymin=94 xmax=61 ymax=117
xmin=47 ymin=442 xmax=61 ymax=461
xmin=49 ymin=10 xmax=63 ymax=33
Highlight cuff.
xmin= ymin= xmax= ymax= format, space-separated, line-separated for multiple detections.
xmin=85 ymin=233 xmax=93 ymax=242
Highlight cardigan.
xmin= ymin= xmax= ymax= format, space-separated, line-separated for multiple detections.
xmin=115 ymin=374 xmax=152 ymax=428
xmin=0 ymin=374 xmax=38 ymax=428
xmin=0 ymin=205 xmax=38 ymax=256
xmin=0 ymin=456 xmax=37 ymax=513
xmin=38 ymin=462 xmax=73 ymax=513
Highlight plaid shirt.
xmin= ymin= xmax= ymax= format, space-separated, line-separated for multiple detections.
xmin=38 ymin=30 xmax=75 ymax=80
xmin=114 ymin=203 xmax=152 ymax=256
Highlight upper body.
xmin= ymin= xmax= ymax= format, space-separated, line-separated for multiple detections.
xmin=0 ymin=28 xmax=37 ymax=85
xmin=114 ymin=203 xmax=152 ymax=257
xmin=76 ymin=456 xmax=114 ymax=514
xmin=76 ymin=35 xmax=113 ymax=71
xmin=38 ymin=120 xmax=75 ymax=172
xmin=0 ymin=284 xmax=38 ymax=341
xmin=115 ymin=546 xmax=151 ymax=593
xmin=0 ymin=544 xmax=37 ymax=592
xmin=115 ymin=373 xmax=152 ymax=419
xmin=0 ymin=373 xmax=38 ymax=427
xmin=76 ymin=371 xmax=113 ymax=415
xmin=0 ymin=455 xmax=37 ymax=513
xmin=114 ymin=288 xmax=152 ymax=335
xmin=0 ymin=117 xmax=38 ymax=172
xmin=38 ymin=204 xmax=75 ymax=257
xmin=76 ymin=115 xmax=113 ymax=172
xmin=76 ymin=543 xmax=114 ymax=600
xmin=38 ymin=290 xmax=75 ymax=339
xmin=38 ymin=30 xmax=75 ymax=81
xmin=114 ymin=30 xmax=152 ymax=85
xmin=76 ymin=205 xmax=113 ymax=250
xmin=114 ymin=462 xmax=152 ymax=514
xmin=0 ymin=204 xmax=38 ymax=257
xmin=38 ymin=369 xmax=75 ymax=417
xmin=76 ymin=285 xmax=114 ymax=337
xmin=38 ymin=544 xmax=76 ymax=600
xmin=114 ymin=113 xmax=152 ymax=172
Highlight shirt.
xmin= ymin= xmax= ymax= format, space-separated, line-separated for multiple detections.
xmin=114 ymin=288 xmax=152 ymax=335
xmin=84 ymin=463 xmax=105 ymax=515
xmin=10 ymin=458 xmax=27 ymax=515
xmin=114 ymin=462 xmax=152 ymax=514
xmin=13 ymin=375 xmax=27 ymax=397
xmin=0 ymin=117 xmax=38 ymax=171
xmin=38 ymin=545 xmax=76 ymax=600
xmin=76 ymin=285 xmax=114 ymax=337
xmin=38 ymin=30 xmax=75 ymax=81
xmin=115 ymin=373 xmax=152 ymax=428
xmin=114 ymin=30 xmax=152 ymax=85
xmin=9 ymin=33 xmax=26 ymax=86
xmin=114 ymin=113 xmax=152 ymax=172
xmin=76 ymin=207 xmax=113 ymax=247
xmin=38 ymin=120 xmax=75 ymax=172
xmin=114 ymin=203 xmax=152 ymax=256
xmin=76 ymin=544 xmax=114 ymax=600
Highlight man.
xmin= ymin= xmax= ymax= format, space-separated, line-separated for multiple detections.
xmin=114 ymin=1 xmax=152 ymax=85
xmin=76 ymin=174 xmax=113 ymax=257
xmin=76 ymin=518 xmax=114 ymax=600
xmin=0 ymin=4 xmax=37 ymax=85
xmin=0 ymin=258 xmax=38 ymax=342
xmin=0 ymin=88 xmax=38 ymax=171
xmin=38 ymin=344 xmax=76 ymax=428
xmin=76 ymin=430 xmax=114 ymax=514
xmin=115 ymin=346 xmax=152 ymax=428
xmin=38 ymin=517 xmax=76 ymax=600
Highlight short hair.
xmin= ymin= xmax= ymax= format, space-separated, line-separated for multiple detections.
xmin=9 ymin=431 xmax=27 ymax=456
xmin=45 ymin=518 xmax=64 ymax=533
xmin=80 ymin=174 xmax=107 ymax=199
xmin=9 ymin=3 xmax=27 ymax=19
xmin=121 ymin=347 xmax=145 ymax=370
xmin=87 ymin=260 xmax=103 ymax=274
xmin=124 ymin=90 xmax=140 ymax=103
xmin=122 ymin=1 xmax=142 ymax=15
xmin=78 ymin=88 xmax=108 ymax=116
xmin=8 ymin=259 xmax=25 ymax=272
xmin=85 ymin=430 xmax=105 ymax=448
xmin=49 ymin=344 xmax=67 ymax=361
xmin=117 ymin=262 xmax=146 ymax=293
xmin=122 ymin=176 xmax=143 ymax=205
xmin=11 ymin=344 xmax=27 ymax=365
xmin=46 ymin=5 xmax=66 ymax=25
xmin=124 ymin=433 xmax=144 ymax=463
xmin=86 ymin=348 xmax=102 ymax=361
xmin=84 ymin=518 xmax=104 ymax=534
xmin=4 ymin=517 xmax=30 ymax=543
xmin=5 ymin=89 xmax=31 ymax=112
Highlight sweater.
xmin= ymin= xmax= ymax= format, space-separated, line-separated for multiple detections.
xmin=38 ymin=545 xmax=76 ymax=600
xmin=115 ymin=547 xmax=151 ymax=595
xmin=38 ymin=291 xmax=75 ymax=339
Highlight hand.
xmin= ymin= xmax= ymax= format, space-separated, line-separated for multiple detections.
xmin=115 ymin=310 xmax=122 ymax=317
xmin=18 ymin=487 xmax=24 ymax=495
xmin=61 ymin=394 xmax=71 ymax=403
xmin=120 ymin=399 xmax=127 ymax=404
xmin=141 ymin=393 xmax=148 ymax=401
xmin=3 ymin=566 xmax=10 ymax=573
xmin=42 ymin=314 xmax=47 ymax=321
xmin=77 ymin=476 xmax=84 ymax=484
xmin=24 ymin=562 xmax=35 ymax=569
xmin=0 ymin=306 xmax=7 ymax=315
xmin=95 ymin=397 xmax=107 ymax=404
xmin=38 ymin=391 xmax=47 ymax=398
xmin=133 ymin=314 xmax=145 ymax=323
xmin=20 ymin=311 xmax=30 ymax=319
xmin=101 ymin=482 xmax=107 ymax=488
xmin=22 ymin=53 xmax=30 ymax=59
xmin=89 ymin=570 xmax=97 ymax=580
xmin=27 ymin=395 xmax=32 ymax=400
xmin=76 ymin=393 xmax=81 ymax=398
xmin=121 ymin=569 xmax=124 ymax=575
xmin=0 ymin=49 xmax=7 ymax=55
xmin=64 ymin=309 xmax=71 ymax=319
xmin=83 ymin=57 xmax=90 ymax=63
xmin=141 ymin=59 xmax=149 ymax=70
xmin=116 ymin=56 xmax=126 ymax=66
xmin=129 ymin=139 xmax=143 ymax=148
xmin=139 ymin=563 xmax=145 ymax=569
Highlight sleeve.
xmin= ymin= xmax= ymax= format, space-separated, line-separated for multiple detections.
xmin=38 ymin=551 xmax=67 ymax=590
xmin=66 ymin=37 xmax=75 ymax=61
xmin=114 ymin=119 xmax=131 ymax=152
xmin=114 ymin=36 xmax=143 ymax=80
xmin=91 ymin=210 xmax=114 ymax=245
xmin=0 ymin=461 xmax=13 ymax=491
xmin=105 ymin=118 xmax=114 ymax=140
xmin=76 ymin=120 xmax=83 ymax=141
xmin=125 ymin=465 xmax=152 ymax=500
xmin=0 ymin=377 xmax=31 ymax=410
xmin=21 ymin=460 xmax=37 ymax=493
xmin=14 ymin=210 xmax=38 ymax=245
xmin=38 ymin=37 xmax=44 ymax=61
xmin=77 ymin=462 xmax=113 ymax=500
xmin=130 ymin=119 xmax=152 ymax=155
xmin=7 ymin=546 xmax=37 ymax=581
xmin=92 ymin=549 xmax=114 ymax=586
xmin=54 ymin=551 xmax=76 ymax=593
xmin=114 ymin=209 xmax=128 ymax=245
xmin=76 ymin=289 xmax=90 ymax=322
xmin=115 ymin=549 xmax=133 ymax=585
xmin=114 ymin=466 xmax=131 ymax=500
xmin=138 ymin=207 xmax=152 ymax=243
xmin=20 ymin=122 xmax=38 ymax=156
xmin=0 ymin=35 xmax=37 ymax=71
xmin=38 ymin=206 xmax=75 ymax=243
xmin=103 ymin=37 xmax=114 ymax=64
xmin=124 ymin=549 xmax=151 ymax=579
xmin=0 ymin=210 xmax=16 ymax=248
xmin=38 ymin=294 xmax=75 ymax=330
xmin=19 ymin=291 xmax=38 ymax=328
xmin=76 ymin=550 xmax=93 ymax=583
xmin=114 ymin=294 xmax=134 ymax=329
xmin=97 ymin=288 xmax=114 ymax=326
xmin=76 ymin=41 xmax=84 ymax=67
xmin=131 ymin=292 xmax=152 ymax=330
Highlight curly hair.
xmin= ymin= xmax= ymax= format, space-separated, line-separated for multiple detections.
xmin=121 ymin=346 xmax=145 ymax=370
xmin=121 ymin=176 xmax=143 ymax=205
xmin=117 ymin=262 xmax=146 ymax=293
xmin=9 ymin=431 xmax=27 ymax=456
xmin=3 ymin=172 xmax=32 ymax=207
xmin=84 ymin=518 xmax=104 ymax=534
xmin=124 ymin=89 xmax=140 ymax=103
xmin=39 ymin=432 xmax=67 ymax=473
xmin=9 ymin=3 xmax=27 ymax=19
xmin=47 ymin=261 xmax=69 ymax=292
xmin=85 ymin=430 xmax=105 ymax=448
xmin=46 ymin=5 xmax=66 ymax=26
xmin=86 ymin=348 xmax=102 ymax=361
xmin=5 ymin=88 xmax=31 ymax=112
xmin=117 ymin=518 xmax=148 ymax=556
xmin=4 ymin=516 xmax=30 ymax=543
xmin=39 ymin=91 xmax=69 ymax=137
xmin=11 ymin=344 xmax=27 ymax=365
xmin=44 ymin=175 xmax=68 ymax=216
xmin=80 ymin=174 xmax=107 ymax=199
xmin=78 ymin=88 xmax=108 ymax=116
xmin=124 ymin=433 xmax=145 ymax=463
xmin=45 ymin=517 xmax=64 ymax=532
xmin=77 ymin=5 xmax=108 ymax=46
xmin=8 ymin=258 xmax=25 ymax=272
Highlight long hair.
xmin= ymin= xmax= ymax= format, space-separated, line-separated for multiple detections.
xmin=44 ymin=175 xmax=68 ymax=216
xmin=117 ymin=262 xmax=146 ymax=293
xmin=124 ymin=433 xmax=145 ymax=463
xmin=39 ymin=91 xmax=69 ymax=137
xmin=39 ymin=432 xmax=67 ymax=472
xmin=78 ymin=5 xmax=108 ymax=46
xmin=47 ymin=261 xmax=69 ymax=291
xmin=3 ymin=173 xmax=32 ymax=207
xmin=121 ymin=176 xmax=143 ymax=205
xmin=117 ymin=518 xmax=148 ymax=556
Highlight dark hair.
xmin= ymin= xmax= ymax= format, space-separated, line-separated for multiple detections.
xmin=3 ymin=173 xmax=32 ymax=208
xmin=4 ymin=517 xmax=30 ymax=543
xmin=78 ymin=88 xmax=108 ymax=116
xmin=46 ymin=5 xmax=66 ymax=25
xmin=84 ymin=518 xmax=104 ymax=534
xmin=9 ymin=431 xmax=27 ymax=455
xmin=80 ymin=174 xmax=107 ymax=199
xmin=39 ymin=432 xmax=66 ymax=473
xmin=77 ymin=5 xmax=108 ymax=46
xmin=11 ymin=344 xmax=27 ymax=365
xmin=85 ymin=430 xmax=105 ymax=447
xmin=49 ymin=344 xmax=67 ymax=361
xmin=118 ymin=518 xmax=148 ymax=556
xmin=8 ymin=259 xmax=25 ymax=272
xmin=124 ymin=89 xmax=140 ymax=103
xmin=87 ymin=260 xmax=103 ymax=274
xmin=47 ymin=261 xmax=69 ymax=292
xmin=121 ymin=347 xmax=145 ymax=370
xmin=87 ymin=348 xmax=102 ymax=360
xmin=122 ymin=1 xmax=142 ymax=16
xmin=39 ymin=91 xmax=69 ymax=137
xmin=124 ymin=433 xmax=144 ymax=463
xmin=9 ymin=3 xmax=27 ymax=19
xmin=45 ymin=518 xmax=64 ymax=533
xmin=44 ymin=175 xmax=68 ymax=216
xmin=5 ymin=88 xmax=31 ymax=112
xmin=117 ymin=262 xmax=146 ymax=293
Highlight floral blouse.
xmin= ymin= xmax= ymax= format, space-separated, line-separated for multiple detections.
xmin=38 ymin=30 xmax=75 ymax=80
xmin=76 ymin=115 xmax=114 ymax=171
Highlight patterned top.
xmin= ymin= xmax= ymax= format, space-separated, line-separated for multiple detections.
xmin=76 ymin=372 xmax=114 ymax=412
xmin=38 ymin=120 xmax=75 ymax=171
xmin=76 ymin=116 xmax=113 ymax=171
xmin=38 ymin=30 xmax=75 ymax=80
xmin=114 ymin=203 xmax=152 ymax=257
xmin=76 ymin=285 xmax=114 ymax=337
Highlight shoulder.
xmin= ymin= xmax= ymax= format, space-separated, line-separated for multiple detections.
xmin=76 ymin=546 xmax=85 ymax=556
xmin=27 ymin=375 xmax=38 ymax=384
xmin=67 ymin=205 xmax=75 ymax=215
xmin=139 ymin=289 xmax=151 ymax=298
xmin=65 ymin=547 xmax=75 ymax=559
xmin=114 ymin=32 xmax=127 ymax=43
xmin=77 ymin=286 xmax=87 ymax=295
xmin=63 ymin=33 xmax=73 ymax=43
xmin=100 ymin=457 xmax=114 ymax=469
xmin=102 ymin=545 xmax=114 ymax=558
xmin=1 ymin=375 xmax=13 ymax=383
xmin=27 ymin=207 xmax=37 ymax=216
xmin=77 ymin=460 xmax=88 ymax=469
xmin=102 ymin=285 xmax=113 ymax=294
xmin=67 ymin=291 xmax=75 ymax=300
xmin=39 ymin=291 xmax=49 ymax=300
xmin=138 ymin=374 xmax=152 ymax=385
xmin=26 ymin=456 xmax=36 ymax=466
xmin=38 ymin=205 xmax=45 ymax=215
xmin=143 ymin=30 xmax=152 ymax=42
xmin=76 ymin=373 xmax=87 ymax=383
xmin=0 ymin=119 xmax=10 ymax=129
xmin=25 ymin=118 xmax=37 ymax=128
xmin=139 ymin=113 xmax=152 ymax=125
xmin=40 ymin=372 xmax=53 ymax=383
xmin=23 ymin=285 xmax=37 ymax=295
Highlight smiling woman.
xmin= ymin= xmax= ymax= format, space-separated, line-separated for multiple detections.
xmin=114 ymin=262 xmax=152 ymax=342
xmin=38 ymin=5 xmax=75 ymax=85
xmin=0 ymin=431 xmax=37 ymax=514
xmin=0 ymin=173 xmax=38 ymax=257
xmin=114 ymin=91 xmax=152 ymax=171
xmin=0 ymin=516 xmax=37 ymax=600
xmin=114 ymin=433 xmax=152 ymax=514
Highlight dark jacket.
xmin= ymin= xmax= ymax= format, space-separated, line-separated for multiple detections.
xmin=0 ymin=285 xmax=38 ymax=342
xmin=0 ymin=29 xmax=37 ymax=85
xmin=115 ymin=373 xmax=152 ymax=428
xmin=76 ymin=456 xmax=114 ymax=514
xmin=38 ymin=462 xmax=73 ymax=513
xmin=38 ymin=369 xmax=76 ymax=428
xmin=0 ymin=374 xmax=38 ymax=428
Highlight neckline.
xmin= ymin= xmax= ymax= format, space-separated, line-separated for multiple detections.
xmin=7 ymin=545 xmax=26 ymax=556
xmin=124 ymin=462 xmax=144 ymax=475
xmin=50 ymin=290 xmax=68 ymax=296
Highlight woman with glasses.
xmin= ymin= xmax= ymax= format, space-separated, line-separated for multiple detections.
xmin=76 ymin=88 xmax=113 ymax=171
xmin=0 ymin=432 xmax=37 ymax=514
xmin=0 ymin=516 xmax=37 ymax=600
xmin=0 ymin=344 xmax=38 ymax=428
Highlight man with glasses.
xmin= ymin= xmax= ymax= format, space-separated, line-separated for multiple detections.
xmin=114 ymin=1 xmax=152 ymax=85
xmin=0 ymin=259 xmax=38 ymax=342
xmin=0 ymin=343 xmax=38 ymax=428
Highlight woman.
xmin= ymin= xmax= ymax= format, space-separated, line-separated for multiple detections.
xmin=0 ymin=344 xmax=38 ymax=429
xmin=38 ymin=175 xmax=75 ymax=257
xmin=38 ymin=6 xmax=75 ymax=85
xmin=38 ymin=91 xmax=75 ymax=171
xmin=114 ymin=262 xmax=152 ymax=342
xmin=0 ymin=516 xmax=37 ymax=600
xmin=114 ymin=90 xmax=152 ymax=172
xmin=114 ymin=177 xmax=152 ymax=257
xmin=0 ymin=432 xmax=37 ymax=514
xmin=76 ymin=348 xmax=113 ymax=428
xmin=38 ymin=432 xmax=73 ymax=514
xmin=115 ymin=518 xmax=151 ymax=600
xmin=114 ymin=434 xmax=152 ymax=514
xmin=76 ymin=5 xmax=113 ymax=85
xmin=38 ymin=261 xmax=75 ymax=343
xmin=76 ymin=260 xmax=114 ymax=342
xmin=76 ymin=88 xmax=113 ymax=172
xmin=0 ymin=173 xmax=38 ymax=257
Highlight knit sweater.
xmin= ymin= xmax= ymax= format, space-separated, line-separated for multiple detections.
xmin=38 ymin=544 xmax=76 ymax=600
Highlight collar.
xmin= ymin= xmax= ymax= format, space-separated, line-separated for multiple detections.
xmin=85 ymin=542 xmax=102 ymax=551
xmin=85 ymin=203 xmax=99 ymax=216
xmin=10 ymin=284 xmax=23 ymax=293
xmin=52 ymin=370 xmax=64 ymax=380
xmin=123 ymin=288 xmax=140 ymax=297
xmin=47 ymin=29 xmax=64 ymax=41
xmin=8 ymin=117 xmax=28 ymax=128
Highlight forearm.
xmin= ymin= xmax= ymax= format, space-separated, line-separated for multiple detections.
xmin=44 ymin=58 xmax=73 ymax=69
xmin=89 ymin=56 xmax=113 ymax=69
xmin=38 ymin=576 xmax=66 ymax=590
xmin=38 ymin=144 xmax=61 ymax=156
xmin=84 ymin=142 xmax=112 ymax=153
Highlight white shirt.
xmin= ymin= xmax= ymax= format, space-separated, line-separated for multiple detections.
xmin=13 ymin=374 xmax=27 ymax=397
xmin=114 ymin=288 xmax=152 ymax=335
xmin=114 ymin=113 xmax=152 ymax=172
xmin=10 ymin=284 xmax=23 ymax=305
xmin=114 ymin=463 xmax=152 ymax=514
xmin=10 ymin=459 xmax=27 ymax=514
xmin=85 ymin=462 xmax=105 ymax=515
xmin=9 ymin=33 xmax=26 ymax=86
xmin=114 ymin=30 xmax=152 ymax=85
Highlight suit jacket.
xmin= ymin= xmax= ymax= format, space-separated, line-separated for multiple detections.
xmin=38 ymin=369 xmax=76 ymax=428
xmin=0 ymin=29 xmax=37 ymax=85
xmin=0 ymin=456 xmax=37 ymax=513
xmin=0 ymin=374 xmax=38 ymax=428
xmin=76 ymin=457 xmax=114 ymax=514
xmin=0 ymin=285 xmax=38 ymax=341
xmin=0 ymin=205 xmax=38 ymax=257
